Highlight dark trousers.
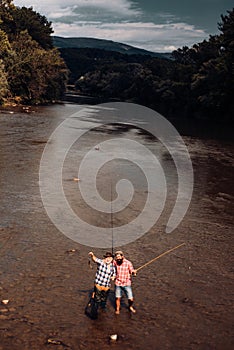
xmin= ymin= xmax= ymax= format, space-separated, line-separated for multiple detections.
xmin=85 ymin=286 xmax=110 ymax=319
xmin=94 ymin=285 xmax=110 ymax=307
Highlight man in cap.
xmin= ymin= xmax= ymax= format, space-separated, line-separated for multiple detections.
xmin=114 ymin=251 xmax=137 ymax=314
xmin=86 ymin=251 xmax=116 ymax=318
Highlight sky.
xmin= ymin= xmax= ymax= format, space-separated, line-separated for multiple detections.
xmin=13 ymin=0 xmax=233 ymax=52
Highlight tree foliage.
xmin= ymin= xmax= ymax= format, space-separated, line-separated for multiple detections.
xmin=10 ymin=6 xmax=53 ymax=49
xmin=0 ymin=0 xmax=67 ymax=105
xmin=0 ymin=28 xmax=10 ymax=102
xmin=189 ymin=9 xmax=234 ymax=120
xmin=0 ymin=59 xmax=8 ymax=103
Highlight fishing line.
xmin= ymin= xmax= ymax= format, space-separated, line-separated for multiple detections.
xmin=110 ymin=180 xmax=114 ymax=255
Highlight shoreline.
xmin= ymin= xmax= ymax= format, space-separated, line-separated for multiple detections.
xmin=1 ymin=101 xmax=233 ymax=141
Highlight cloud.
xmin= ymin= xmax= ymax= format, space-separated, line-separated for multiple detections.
xmin=13 ymin=0 xmax=209 ymax=52
xmin=52 ymin=21 xmax=207 ymax=52
xmin=14 ymin=0 xmax=141 ymax=18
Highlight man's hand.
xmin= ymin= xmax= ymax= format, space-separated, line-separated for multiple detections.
xmin=132 ymin=269 xmax=137 ymax=276
xmin=88 ymin=251 xmax=96 ymax=262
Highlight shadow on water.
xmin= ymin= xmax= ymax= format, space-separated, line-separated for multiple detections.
xmin=89 ymin=122 xmax=157 ymax=141
xmin=170 ymin=118 xmax=234 ymax=141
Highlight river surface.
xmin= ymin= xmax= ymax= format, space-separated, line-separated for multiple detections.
xmin=0 ymin=103 xmax=233 ymax=350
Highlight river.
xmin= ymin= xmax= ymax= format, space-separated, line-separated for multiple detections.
xmin=0 ymin=103 xmax=233 ymax=350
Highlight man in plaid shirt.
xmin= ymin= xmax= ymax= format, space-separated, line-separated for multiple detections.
xmin=114 ymin=250 xmax=137 ymax=314
xmin=87 ymin=251 xmax=116 ymax=317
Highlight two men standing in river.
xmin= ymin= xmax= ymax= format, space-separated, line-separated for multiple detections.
xmin=88 ymin=250 xmax=137 ymax=317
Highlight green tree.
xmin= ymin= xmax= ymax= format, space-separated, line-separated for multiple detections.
xmin=27 ymin=47 xmax=68 ymax=102
xmin=0 ymin=59 xmax=8 ymax=103
xmin=169 ymin=8 xmax=234 ymax=120
xmin=172 ymin=46 xmax=195 ymax=65
xmin=191 ymin=9 xmax=234 ymax=120
xmin=0 ymin=28 xmax=10 ymax=103
xmin=0 ymin=0 xmax=15 ymax=36
xmin=0 ymin=27 xmax=11 ymax=56
xmin=218 ymin=8 xmax=234 ymax=55
xmin=6 ymin=30 xmax=67 ymax=103
xmin=0 ymin=1 xmax=68 ymax=104
xmin=0 ymin=1 xmax=53 ymax=49
xmin=12 ymin=6 xmax=53 ymax=49
xmin=0 ymin=0 xmax=15 ymax=16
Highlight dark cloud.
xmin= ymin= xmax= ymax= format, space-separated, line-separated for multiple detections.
xmin=13 ymin=0 xmax=233 ymax=52
xmin=135 ymin=0 xmax=233 ymax=32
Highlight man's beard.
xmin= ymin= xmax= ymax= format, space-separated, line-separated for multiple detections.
xmin=116 ymin=259 xmax=123 ymax=265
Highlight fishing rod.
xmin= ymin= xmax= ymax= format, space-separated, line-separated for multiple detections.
xmin=135 ymin=242 xmax=186 ymax=273
xmin=88 ymin=179 xmax=114 ymax=269
xmin=110 ymin=180 xmax=114 ymax=256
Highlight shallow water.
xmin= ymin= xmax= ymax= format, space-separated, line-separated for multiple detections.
xmin=0 ymin=103 xmax=233 ymax=349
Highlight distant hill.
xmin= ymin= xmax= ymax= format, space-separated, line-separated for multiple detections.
xmin=53 ymin=36 xmax=172 ymax=60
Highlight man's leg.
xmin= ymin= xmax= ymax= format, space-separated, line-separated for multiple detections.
xmin=125 ymin=286 xmax=136 ymax=313
xmin=115 ymin=286 xmax=122 ymax=314
xmin=128 ymin=299 xmax=136 ymax=313
xmin=115 ymin=297 xmax=121 ymax=314
xmin=100 ymin=289 xmax=109 ymax=309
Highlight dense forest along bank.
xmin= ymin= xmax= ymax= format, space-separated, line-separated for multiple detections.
xmin=0 ymin=103 xmax=233 ymax=350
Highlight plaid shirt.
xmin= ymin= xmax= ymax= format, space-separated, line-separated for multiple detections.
xmin=94 ymin=258 xmax=116 ymax=288
xmin=114 ymin=258 xmax=134 ymax=286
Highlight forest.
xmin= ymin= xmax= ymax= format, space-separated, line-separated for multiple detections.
xmin=0 ymin=0 xmax=233 ymax=122
xmin=60 ymin=9 xmax=234 ymax=122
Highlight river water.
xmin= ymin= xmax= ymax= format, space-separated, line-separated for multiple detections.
xmin=0 ymin=103 xmax=233 ymax=350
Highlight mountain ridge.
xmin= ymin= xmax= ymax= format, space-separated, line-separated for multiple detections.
xmin=53 ymin=36 xmax=172 ymax=59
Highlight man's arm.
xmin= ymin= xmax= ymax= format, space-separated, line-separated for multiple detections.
xmin=111 ymin=265 xmax=117 ymax=280
xmin=88 ymin=251 xmax=97 ymax=263
xmin=129 ymin=261 xmax=137 ymax=276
